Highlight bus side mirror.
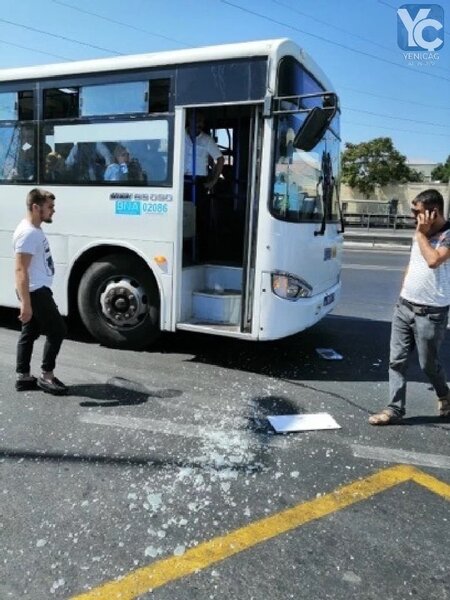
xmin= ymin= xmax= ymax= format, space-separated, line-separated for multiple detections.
xmin=293 ymin=106 xmax=330 ymax=152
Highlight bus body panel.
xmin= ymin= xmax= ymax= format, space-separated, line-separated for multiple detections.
xmin=258 ymin=218 xmax=342 ymax=294
xmin=1 ymin=184 xmax=176 ymax=331
xmin=251 ymin=216 xmax=343 ymax=340
xmin=258 ymin=274 xmax=341 ymax=340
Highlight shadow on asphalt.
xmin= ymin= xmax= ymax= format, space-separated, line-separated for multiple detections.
xmin=3 ymin=306 xmax=450 ymax=388
xmin=70 ymin=377 xmax=182 ymax=407
xmin=0 ymin=447 xmax=263 ymax=471
xmin=397 ymin=415 xmax=450 ymax=431
xmin=247 ymin=395 xmax=301 ymax=434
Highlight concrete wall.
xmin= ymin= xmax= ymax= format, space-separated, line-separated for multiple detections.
xmin=341 ymin=182 xmax=450 ymax=216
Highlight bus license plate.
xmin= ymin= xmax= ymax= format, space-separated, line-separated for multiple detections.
xmin=324 ymin=293 xmax=335 ymax=306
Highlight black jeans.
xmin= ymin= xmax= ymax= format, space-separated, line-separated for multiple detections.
xmin=16 ymin=286 xmax=67 ymax=375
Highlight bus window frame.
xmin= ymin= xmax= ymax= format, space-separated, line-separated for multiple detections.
xmin=0 ymin=120 xmax=38 ymax=185
xmin=38 ymin=70 xmax=174 ymax=119
xmin=0 ymin=85 xmax=37 ymax=184
xmin=36 ymin=71 xmax=174 ymax=186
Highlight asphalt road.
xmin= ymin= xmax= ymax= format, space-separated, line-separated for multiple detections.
xmin=1 ymin=248 xmax=449 ymax=600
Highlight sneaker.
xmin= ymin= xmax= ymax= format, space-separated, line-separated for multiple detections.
xmin=37 ymin=376 xmax=68 ymax=396
xmin=15 ymin=375 xmax=38 ymax=392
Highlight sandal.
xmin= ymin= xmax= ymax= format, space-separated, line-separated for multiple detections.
xmin=438 ymin=395 xmax=450 ymax=418
xmin=368 ymin=408 xmax=403 ymax=426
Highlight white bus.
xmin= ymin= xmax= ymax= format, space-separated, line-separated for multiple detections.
xmin=0 ymin=39 xmax=343 ymax=349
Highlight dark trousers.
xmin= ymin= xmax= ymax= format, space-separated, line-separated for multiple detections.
xmin=184 ymin=177 xmax=210 ymax=261
xmin=16 ymin=286 xmax=67 ymax=375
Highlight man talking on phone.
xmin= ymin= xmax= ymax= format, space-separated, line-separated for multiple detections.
xmin=370 ymin=189 xmax=450 ymax=424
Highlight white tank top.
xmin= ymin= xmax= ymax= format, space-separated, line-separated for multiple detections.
xmin=401 ymin=225 xmax=450 ymax=307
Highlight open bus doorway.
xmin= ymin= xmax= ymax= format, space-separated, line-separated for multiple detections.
xmin=179 ymin=104 xmax=262 ymax=334
xmin=183 ymin=106 xmax=254 ymax=267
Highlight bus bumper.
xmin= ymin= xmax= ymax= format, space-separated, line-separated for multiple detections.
xmin=257 ymin=278 xmax=341 ymax=341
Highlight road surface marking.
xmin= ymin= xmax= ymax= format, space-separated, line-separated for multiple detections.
xmin=352 ymin=444 xmax=450 ymax=470
xmin=79 ymin=413 xmax=288 ymax=448
xmin=70 ymin=465 xmax=449 ymax=600
xmin=342 ymin=263 xmax=404 ymax=271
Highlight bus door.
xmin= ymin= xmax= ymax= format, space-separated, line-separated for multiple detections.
xmin=240 ymin=106 xmax=264 ymax=333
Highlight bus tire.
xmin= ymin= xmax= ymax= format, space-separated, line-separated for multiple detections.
xmin=77 ymin=254 xmax=160 ymax=349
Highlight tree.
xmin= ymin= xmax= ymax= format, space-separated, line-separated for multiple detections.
xmin=431 ymin=156 xmax=450 ymax=183
xmin=341 ymin=137 xmax=420 ymax=198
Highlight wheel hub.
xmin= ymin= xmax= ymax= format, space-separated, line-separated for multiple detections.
xmin=99 ymin=279 xmax=147 ymax=328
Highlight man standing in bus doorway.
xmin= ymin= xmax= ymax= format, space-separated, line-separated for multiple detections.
xmin=184 ymin=111 xmax=224 ymax=261
xmin=13 ymin=188 xmax=68 ymax=395
xmin=369 ymin=189 xmax=450 ymax=425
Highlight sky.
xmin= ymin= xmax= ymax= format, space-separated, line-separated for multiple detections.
xmin=0 ymin=0 xmax=449 ymax=164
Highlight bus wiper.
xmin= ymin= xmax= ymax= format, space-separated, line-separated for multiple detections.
xmin=314 ymin=151 xmax=332 ymax=237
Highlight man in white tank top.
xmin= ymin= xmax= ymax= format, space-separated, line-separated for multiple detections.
xmin=370 ymin=189 xmax=450 ymax=424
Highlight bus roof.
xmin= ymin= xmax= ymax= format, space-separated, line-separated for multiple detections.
xmin=0 ymin=38 xmax=334 ymax=91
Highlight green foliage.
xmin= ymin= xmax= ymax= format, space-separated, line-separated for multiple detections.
xmin=341 ymin=137 xmax=419 ymax=198
xmin=431 ymin=155 xmax=450 ymax=183
xmin=406 ymin=168 xmax=425 ymax=183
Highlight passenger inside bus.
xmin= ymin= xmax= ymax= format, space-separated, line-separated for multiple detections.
xmin=184 ymin=111 xmax=224 ymax=261
xmin=104 ymin=144 xmax=145 ymax=183
xmin=65 ymin=142 xmax=112 ymax=182
xmin=45 ymin=151 xmax=66 ymax=182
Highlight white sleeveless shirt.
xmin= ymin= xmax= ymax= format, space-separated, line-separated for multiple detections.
xmin=401 ymin=224 xmax=450 ymax=307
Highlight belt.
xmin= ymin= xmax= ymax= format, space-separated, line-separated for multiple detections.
xmin=399 ymin=297 xmax=449 ymax=315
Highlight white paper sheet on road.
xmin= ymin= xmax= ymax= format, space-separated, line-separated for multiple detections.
xmin=268 ymin=413 xmax=341 ymax=433
xmin=315 ymin=348 xmax=343 ymax=360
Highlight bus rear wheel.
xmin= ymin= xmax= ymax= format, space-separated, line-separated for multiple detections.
xmin=77 ymin=254 xmax=160 ymax=349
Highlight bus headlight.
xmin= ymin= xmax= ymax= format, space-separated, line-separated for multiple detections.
xmin=271 ymin=272 xmax=312 ymax=300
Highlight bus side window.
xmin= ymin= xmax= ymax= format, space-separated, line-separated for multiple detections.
xmin=0 ymin=124 xmax=36 ymax=182
xmin=43 ymin=120 xmax=169 ymax=185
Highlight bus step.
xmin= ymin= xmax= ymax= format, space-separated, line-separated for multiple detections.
xmin=192 ymin=289 xmax=241 ymax=325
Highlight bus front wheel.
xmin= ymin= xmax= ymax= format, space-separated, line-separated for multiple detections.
xmin=77 ymin=254 xmax=160 ymax=349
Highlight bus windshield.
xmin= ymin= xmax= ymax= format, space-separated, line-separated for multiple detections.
xmin=270 ymin=57 xmax=340 ymax=224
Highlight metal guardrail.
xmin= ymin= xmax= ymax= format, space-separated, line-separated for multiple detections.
xmin=343 ymin=213 xmax=415 ymax=230
xmin=344 ymin=229 xmax=414 ymax=249
xmin=342 ymin=200 xmax=415 ymax=231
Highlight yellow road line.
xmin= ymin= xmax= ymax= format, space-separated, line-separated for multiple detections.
xmin=71 ymin=465 xmax=448 ymax=600
xmin=411 ymin=468 xmax=450 ymax=500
